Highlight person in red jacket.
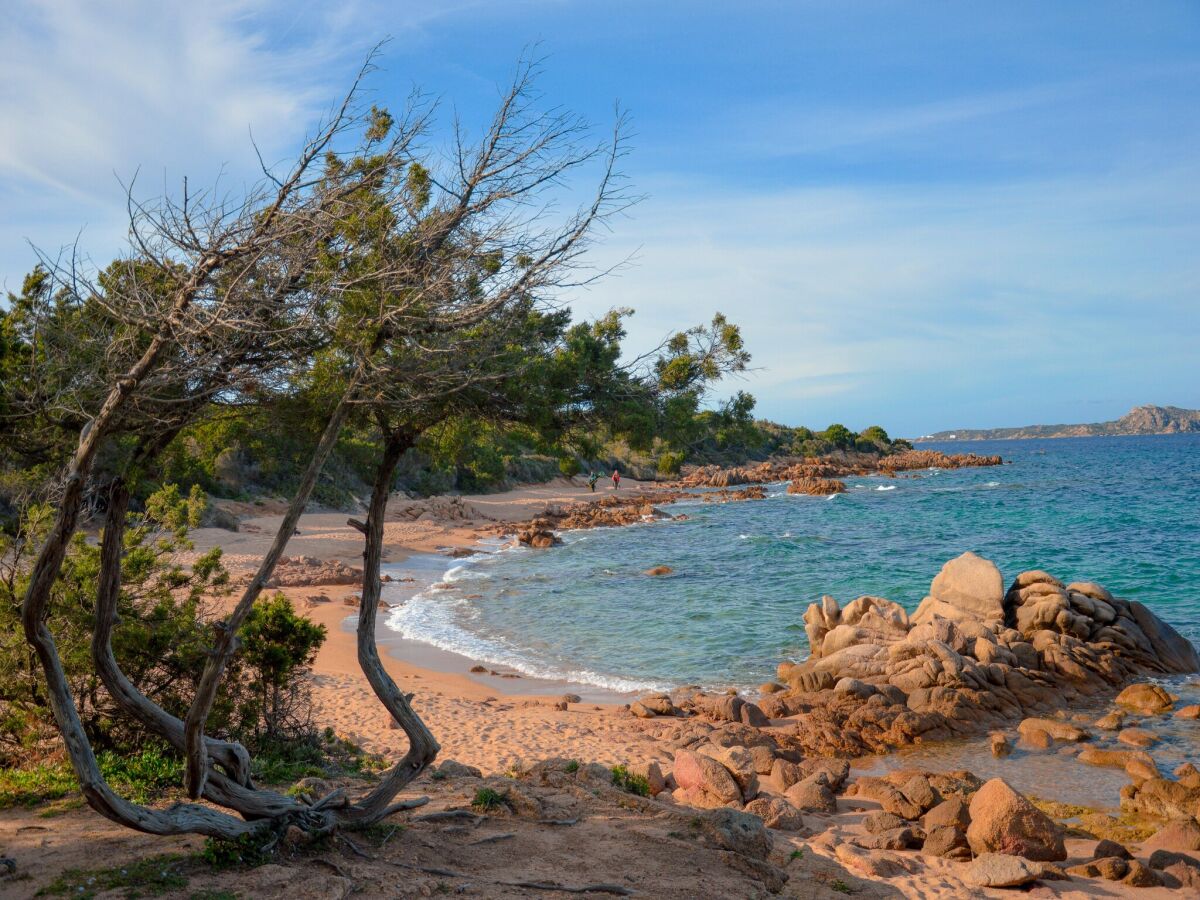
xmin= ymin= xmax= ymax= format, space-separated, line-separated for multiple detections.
xmin=611 ymin=469 xmax=621 ymax=490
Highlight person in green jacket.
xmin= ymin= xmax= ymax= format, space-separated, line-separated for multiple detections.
xmin=587 ymin=472 xmax=599 ymax=492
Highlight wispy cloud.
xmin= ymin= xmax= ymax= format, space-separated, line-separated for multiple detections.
xmin=576 ymin=164 xmax=1200 ymax=432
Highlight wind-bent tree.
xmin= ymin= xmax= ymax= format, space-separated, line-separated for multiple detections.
xmin=10 ymin=56 xmax=642 ymax=840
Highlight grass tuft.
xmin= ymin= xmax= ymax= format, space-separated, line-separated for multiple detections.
xmin=610 ymin=764 xmax=651 ymax=796
xmin=471 ymin=787 xmax=510 ymax=812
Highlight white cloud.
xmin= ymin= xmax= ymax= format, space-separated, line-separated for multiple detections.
xmin=0 ymin=0 xmax=425 ymax=288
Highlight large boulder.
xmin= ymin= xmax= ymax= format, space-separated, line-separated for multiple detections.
xmin=673 ymin=749 xmax=742 ymax=805
xmin=966 ymin=778 xmax=1066 ymax=862
xmin=913 ymin=552 xmax=1004 ymax=626
xmin=1115 ymin=682 xmax=1175 ymax=715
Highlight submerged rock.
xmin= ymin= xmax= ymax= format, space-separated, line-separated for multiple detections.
xmin=1115 ymin=682 xmax=1176 ymax=715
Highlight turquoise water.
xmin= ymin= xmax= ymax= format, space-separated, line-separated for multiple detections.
xmin=385 ymin=434 xmax=1200 ymax=694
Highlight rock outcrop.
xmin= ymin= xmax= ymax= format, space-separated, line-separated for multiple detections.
xmin=772 ymin=553 xmax=1197 ymax=756
xmin=785 ymin=477 xmax=846 ymax=496
xmin=678 ymin=449 xmax=1002 ymax=490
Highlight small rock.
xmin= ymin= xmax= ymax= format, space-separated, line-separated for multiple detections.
xmin=1093 ymin=838 xmax=1133 ymax=860
xmin=628 ymin=760 xmax=666 ymax=796
xmin=643 ymin=565 xmax=674 ymax=576
xmin=1122 ymin=860 xmax=1162 ymax=887
xmin=1022 ymin=727 xmax=1053 ymax=750
xmin=857 ymin=826 xmax=919 ymax=851
xmin=739 ymin=701 xmax=770 ymax=727
xmin=437 ymin=759 xmax=482 ymax=779
xmin=964 ymin=853 xmax=1043 ymax=888
xmin=863 ymin=811 xmax=908 ymax=834
xmin=1018 ymin=717 xmax=1089 ymax=743
xmin=629 ymin=701 xmax=656 ymax=719
xmin=561 ymin=693 xmax=582 ymax=704
xmin=784 ymin=777 xmax=837 ymax=813
xmin=673 ymin=749 xmax=742 ymax=805
xmin=701 ymin=808 xmax=772 ymax=859
xmin=1095 ymin=711 xmax=1125 ymax=730
xmin=1175 ymin=704 xmax=1200 ymax=720
xmin=922 ymin=824 xmax=971 ymax=860
xmin=990 ymin=732 xmax=1012 ymax=757
xmin=1068 ymin=857 xmax=1129 ymax=880
xmin=899 ymin=774 xmax=939 ymax=813
xmin=743 ymin=796 xmax=804 ymax=831
xmin=1118 ymin=727 xmax=1158 ymax=748
xmin=923 ymin=797 xmax=970 ymax=831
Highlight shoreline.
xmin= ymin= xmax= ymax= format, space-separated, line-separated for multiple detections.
xmin=193 ymin=477 xmax=687 ymax=775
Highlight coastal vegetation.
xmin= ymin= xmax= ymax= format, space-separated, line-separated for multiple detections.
xmin=0 ymin=55 xmax=764 ymax=843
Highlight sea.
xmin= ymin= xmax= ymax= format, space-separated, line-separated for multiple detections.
xmin=384 ymin=434 xmax=1200 ymax=696
xmin=377 ymin=433 xmax=1200 ymax=807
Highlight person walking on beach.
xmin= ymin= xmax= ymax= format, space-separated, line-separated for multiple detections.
xmin=611 ymin=469 xmax=621 ymax=490
xmin=587 ymin=472 xmax=599 ymax=492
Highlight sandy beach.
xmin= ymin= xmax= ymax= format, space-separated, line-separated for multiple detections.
xmin=190 ymin=477 xmax=677 ymax=776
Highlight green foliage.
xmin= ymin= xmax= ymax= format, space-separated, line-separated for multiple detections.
xmin=0 ymin=486 xmax=234 ymax=762
xmin=564 ymin=760 xmax=580 ymax=773
xmin=199 ymin=831 xmax=275 ymax=869
xmin=656 ymin=450 xmax=685 ymax=476
xmin=471 ymin=787 xmax=510 ymax=812
xmin=249 ymin=728 xmax=385 ymax=785
xmin=0 ymin=747 xmax=184 ymax=810
xmin=820 ymin=423 xmax=855 ymax=449
xmin=0 ymin=487 xmax=330 ymax=770
xmin=238 ymin=594 xmax=326 ymax=741
xmin=611 ymin=764 xmax=651 ymax=796
xmin=0 ymin=759 xmax=78 ymax=808
xmin=36 ymin=854 xmax=189 ymax=898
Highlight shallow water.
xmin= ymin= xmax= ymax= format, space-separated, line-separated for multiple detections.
xmin=384 ymin=434 xmax=1200 ymax=695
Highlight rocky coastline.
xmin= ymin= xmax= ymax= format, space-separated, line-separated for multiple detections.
xmin=613 ymin=552 xmax=1200 ymax=891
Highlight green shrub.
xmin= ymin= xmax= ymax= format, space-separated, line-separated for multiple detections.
xmin=611 ymin=764 xmax=651 ymax=796
xmin=656 ymin=450 xmax=684 ymax=476
xmin=199 ymin=831 xmax=275 ymax=869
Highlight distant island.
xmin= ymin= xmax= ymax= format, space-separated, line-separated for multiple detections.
xmin=917 ymin=404 xmax=1200 ymax=441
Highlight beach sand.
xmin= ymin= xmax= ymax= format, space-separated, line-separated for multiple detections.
xmin=190 ymin=477 xmax=675 ymax=777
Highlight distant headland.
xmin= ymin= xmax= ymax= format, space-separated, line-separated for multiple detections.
xmin=917 ymin=404 xmax=1200 ymax=442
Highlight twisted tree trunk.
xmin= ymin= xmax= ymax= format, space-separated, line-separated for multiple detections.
xmin=340 ymin=430 xmax=440 ymax=824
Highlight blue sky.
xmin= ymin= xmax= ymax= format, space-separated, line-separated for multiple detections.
xmin=3 ymin=1 xmax=1198 ymax=436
